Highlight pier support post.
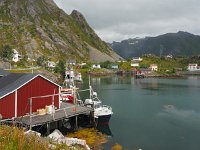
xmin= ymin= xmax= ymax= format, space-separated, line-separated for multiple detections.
xmin=90 ymin=111 xmax=95 ymax=127
xmin=75 ymin=115 xmax=78 ymax=130
xmin=47 ymin=123 xmax=50 ymax=135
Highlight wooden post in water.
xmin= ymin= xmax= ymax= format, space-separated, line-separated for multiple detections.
xmin=47 ymin=122 xmax=50 ymax=135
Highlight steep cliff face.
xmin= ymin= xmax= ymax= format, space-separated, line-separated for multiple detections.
xmin=0 ymin=0 xmax=121 ymax=62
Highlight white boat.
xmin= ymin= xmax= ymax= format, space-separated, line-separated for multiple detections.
xmin=65 ymin=69 xmax=82 ymax=85
xmin=84 ymin=78 xmax=113 ymax=124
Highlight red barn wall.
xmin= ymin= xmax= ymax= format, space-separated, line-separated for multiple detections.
xmin=17 ymin=76 xmax=59 ymax=117
xmin=0 ymin=93 xmax=15 ymax=119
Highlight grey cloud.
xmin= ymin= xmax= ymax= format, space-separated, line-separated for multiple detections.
xmin=54 ymin=0 xmax=200 ymax=42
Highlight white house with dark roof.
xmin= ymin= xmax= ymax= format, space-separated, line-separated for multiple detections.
xmin=92 ymin=64 xmax=101 ymax=69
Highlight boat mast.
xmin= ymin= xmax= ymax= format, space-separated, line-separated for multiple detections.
xmin=89 ymin=75 xmax=92 ymax=99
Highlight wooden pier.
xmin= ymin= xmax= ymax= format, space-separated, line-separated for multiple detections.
xmin=15 ymin=103 xmax=94 ymax=128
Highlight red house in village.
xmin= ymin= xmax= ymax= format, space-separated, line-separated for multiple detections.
xmin=0 ymin=73 xmax=61 ymax=119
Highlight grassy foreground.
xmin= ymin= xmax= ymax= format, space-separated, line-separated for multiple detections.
xmin=0 ymin=125 xmax=83 ymax=150
xmin=0 ymin=125 xmax=123 ymax=150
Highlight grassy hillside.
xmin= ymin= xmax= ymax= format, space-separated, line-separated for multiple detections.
xmin=140 ymin=56 xmax=190 ymax=73
xmin=0 ymin=0 xmax=120 ymax=62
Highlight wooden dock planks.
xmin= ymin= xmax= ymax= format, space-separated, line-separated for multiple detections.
xmin=15 ymin=103 xmax=93 ymax=126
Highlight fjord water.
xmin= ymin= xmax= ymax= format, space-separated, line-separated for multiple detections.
xmin=82 ymin=75 xmax=200 ymax=150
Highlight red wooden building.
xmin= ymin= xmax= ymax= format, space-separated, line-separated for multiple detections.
xmin=0 ymin=73 xmax=61 ymax=119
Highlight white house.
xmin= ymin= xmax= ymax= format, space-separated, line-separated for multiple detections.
xmin=150 ymin=64 xmax=158 ymax=71
xmin=92 ymin=64 xmax=101 ymax=69
xmin=117 ymin=60 xmax=127 ymax=63
xmin=47 ymin=61 xmax=56 ymax=68
xmin=165 ymin=54 xmax=173 ymax=59
xmin=12 ymin=49 xmax=21 ymax=62
xmin=132 ymin=57 xmax=143 ymax=62
xmin=187 ymin=64 xmax=200 ymax=71
xmin=79 ymin=63 xmax=87 ymax=66
xmin=131 ymin=62 xmax=139 ymax=67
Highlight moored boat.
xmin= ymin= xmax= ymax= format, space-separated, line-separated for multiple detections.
xmin=84 ymin=77 xmax=113 ymax=124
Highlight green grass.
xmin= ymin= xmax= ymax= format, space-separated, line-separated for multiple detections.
xmin=0 ymin=125 xmax=86 ymax=150
xmin=0 ymin=125 xmax=52 ymax=150
xmin=140 ymin=56 xmax=188 ymax=73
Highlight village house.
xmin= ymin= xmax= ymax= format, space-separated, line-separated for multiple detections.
xmin=79 ymin=62 xmax=87 ymax=67
xmin=0 ymin=73 xmax=61 ymax=119
xmin=132 ymin=57 xmax=143 ymax=62
xmin=131 ymin=57 xmax=143 ymax=68
xmin=187 ymin=64 xmax=200 ymax=71
xmin=111 ymin=64 xmax=118 ymax=69
xmin=165 ymin=54 xmax=173 ymax=59
xmin=150 ymin=64 xmax=158 ymax=71
xmin=131 ymin=62 xmax=139 ymax=67
xmin=92 ymin=64 xmax=101 ymax=69
xmin=117 ymin=60 xmax=127 ymax=63
xmin=47 ymin=61 xmax=56 ymax=68
xmin=12 ymin=49 xmax=22 ymax=62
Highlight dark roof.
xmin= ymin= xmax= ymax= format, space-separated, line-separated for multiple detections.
xmin=0 ymin=73 xmax=38 ymax=98
xmin=0 ymin=68 xmax=9 ymax=76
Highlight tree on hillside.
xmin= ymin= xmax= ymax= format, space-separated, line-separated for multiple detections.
xmin=119 ymin=62 xmax=132 ymax=71
xmin=0 ymin=45 xmax=14 ymax=61
xmin=36 ymin=56 xmax=47 ymax=67
xmin=54 ymin=60 xmax=65 ymax=80
xmin=101 ymin=61 xmax=111 ymax=69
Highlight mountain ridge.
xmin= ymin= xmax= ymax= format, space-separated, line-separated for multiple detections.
xmin=109 ymin=31 xmax=200 ymax=59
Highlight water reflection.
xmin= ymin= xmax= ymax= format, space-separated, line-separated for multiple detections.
xmin=158 ymin=105 xmax=200 ymax=130
xmin=81 ymin=75 xmax=200 ymax=150
xmin=96 ymin=124 xmax=113 ymax=137
xmin=187 ymin=76 xmax=200 ymax=80
xmin=91 ymin=77 xmax=101 ymax=84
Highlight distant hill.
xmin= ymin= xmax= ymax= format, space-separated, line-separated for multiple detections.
xmin=109 ymin=31 xmax=200 ymax=59
xmin=0 ymin=0 xmax=121 ymax=62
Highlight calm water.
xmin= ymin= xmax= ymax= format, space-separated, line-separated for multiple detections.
xmin=80 ymin=75 xmax=200 ymax=150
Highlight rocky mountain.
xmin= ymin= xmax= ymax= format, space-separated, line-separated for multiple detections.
xmin=109 ymin=31 xmax=200 ymax=59
xmin=0 ymin=0 xmax=121 ymax=62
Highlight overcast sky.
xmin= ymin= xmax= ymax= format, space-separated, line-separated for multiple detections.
xmin=54 ymin=0 xmax=200 ymax=42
